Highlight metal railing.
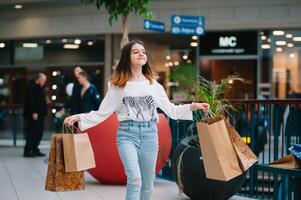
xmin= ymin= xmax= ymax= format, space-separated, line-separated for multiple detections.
xmin=161 ymin=99 xmax=301 ymax=200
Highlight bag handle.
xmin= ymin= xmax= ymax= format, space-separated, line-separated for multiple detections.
xmin=62 ymin=124 xmax=81 ymax=134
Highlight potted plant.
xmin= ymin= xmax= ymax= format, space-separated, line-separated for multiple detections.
xmin=172 ymin=75 xmax=247 ymax=200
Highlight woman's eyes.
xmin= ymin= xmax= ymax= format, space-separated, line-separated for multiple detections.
xmin=132 ymin=50 xmax=146 ymax=54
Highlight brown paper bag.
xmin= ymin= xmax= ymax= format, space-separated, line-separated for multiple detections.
xmin=196 ymin=117 xmax=242 ymax=181
xmin=45 ymin=134 xmax=85 ymax=192
xmin=269 ymin=154 xmax=301 ymax=169
xmin=225 ymin=121 xmax=258 ymax=171
xmin=63 ymin=133 xmax=96 ymax=172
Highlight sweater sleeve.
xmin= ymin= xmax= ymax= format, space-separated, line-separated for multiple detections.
xmin=154 ymin=81 xmax=193 ymax=120
xmin=78 ymin=84 xmax=119 ymax=131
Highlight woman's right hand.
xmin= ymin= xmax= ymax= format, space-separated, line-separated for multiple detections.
xmin=63 ymin=114 xmax=80 ymax=127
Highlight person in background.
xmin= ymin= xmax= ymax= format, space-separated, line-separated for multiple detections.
xmin=69 ymin=66 xmax=84 ymax=114
xmin=63 ymin=40 xmax=209 ymax=200
xmin=77 ymin=71 xmax=101 ymax=113
xmin=23 ymin=73 xmax=48 ymax=157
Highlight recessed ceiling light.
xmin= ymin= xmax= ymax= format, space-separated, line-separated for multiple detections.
xmin=64 ymin=44 xmax=79 ymax=49
xmin=165 ymin=55 xmax=171 ymax=60
xmin=286 ymin=34 xmax=293 ymax=38
xmin=46 ymin=39 xmax=51 ymax=44
xmin=289 ymin=53 xmax=295 ymax=58
xmin=261 ymin=44 xmax=271 ymax=49
xmin=182 ymin=55 xmax=188 ymax=59
xmin=191 ymin=36 xmax=198 ymax=40
xmin=276 ymin=47 xmax=283 ymax=52
xmin=0 ymin=43 xmax=5 ymax=48
xmin=190 ymin=42 xmax=198 ymax=47
xmin=261 ymin=35 xmax=267 ymax=40
xmin=287 ymin=43 xmax=294 ymax=48
xmin=87 ymin=41 xmax=94 ymax=46
xmin=293 ymin=37 xmax=301 ymax=41
xmin=62 ymin=38 xmax=68 ymax=43
xmin=174 ymin=61 xmax=179 ymax=66
xmin=273 ymin=31 xmax=285 ymax=36
xmin=22 ymin=43 xmax=38 ymax=48
xmin=74 ymin=39 xmax=81 ymax=44
xmin=275 ymin=41 xmax=286 ymax=46
xmin=15 ymin=5 xmax=23 ymax=9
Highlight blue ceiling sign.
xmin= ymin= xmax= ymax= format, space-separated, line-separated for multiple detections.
xmin=171 ymin=15 xmax=205 ymax=35
xmin=144 ymin=19 xmax=165 ymax=33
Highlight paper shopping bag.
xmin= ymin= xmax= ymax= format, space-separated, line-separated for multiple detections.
xmin=269 ymin=154 xmax=301 ymax=169
xmin=196 ymin=117 xmax=242 ymax=181
xmin=63 ymin=133 xmax=96 ymax=172
xmin=225 ymin=121 xmax=258 ymax=171
xmin=45 ymin=134 xmax=85 ymax=192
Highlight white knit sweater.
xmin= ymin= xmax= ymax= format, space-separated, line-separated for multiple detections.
xmin=78 ymin=80 xmax=192 ymax=131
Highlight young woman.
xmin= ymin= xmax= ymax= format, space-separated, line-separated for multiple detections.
xmin=64 ymin=40 xmax=209 ymax=200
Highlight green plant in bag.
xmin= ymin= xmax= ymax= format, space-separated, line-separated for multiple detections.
xmin=193 ymin=75 xmax=243 ymax=122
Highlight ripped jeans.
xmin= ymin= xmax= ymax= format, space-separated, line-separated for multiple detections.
xmin=116 ymin=120 xmax=158 ymax=200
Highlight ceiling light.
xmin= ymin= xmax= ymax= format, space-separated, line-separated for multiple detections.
xmin=187 ymin=59 xmax=192 ymax=64
xmin=168 ymin=62 xmax=173 ymax=67
xmin=286 ymin=34 xmax=293 ymax=38
xmin=267 ymin=38 xmax=271 ymax=43
xmin=52 ymin=109 xmax=56 ymax=114
xmin=273 ymin=31 xmax=285 ymax=36
xmin=0 ymin=43 xmax=5 ymax=48
xmin=64 ymin=44 xmax=79 ymax=49
xmin=166 ymin=55 xmax=171 ymax=60
xmin=15 ymin=5 xmax=23 ymax=9
xmin=52 ymin=85 xmax=57 ymax=90
xmin=192 ymin=36 xmax=198 ymax=40
xmin=22 ymin=43 xmax=38 ymax=48
xmin=287 ymin=43 xmax=294 ymax=48
xmin=275 ymin=41 xmax=286 ymax=46
xmin=276 ymin=47 xmax=282 ymax=52
xmin=87 ymin=41 xmax=94 ymax=46
xmin=293 ymin=37 xmax=301 ymax=41
xmin=46 ymin=39 xmax=51 ymax=44
xmin=190 ymin=42 xmax=198 ymax=47
xmin=261 ymin=35 xmax=267 ymax=40
xmin=51 ymin=95 xmax=57 ymax=101
xmin=52 ymin=71 xmax=57 ymax=76
xmin=182 ymin=55 xmax=188 ymax=59
xmin=62 ymin=38 xmax=68 ymax=43
xmin=174 ymin=61 xmax=179 ymax=66
xmin=289 ymin=53 xmax=295 ymax=58
xmin=261 ymin=44 xmax=270 ymax=49
xmin=74 ymin=39 xmax=81 ymax=44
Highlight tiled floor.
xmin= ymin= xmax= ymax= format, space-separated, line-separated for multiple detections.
xmin=0 ymin=146 xmax=256 ymax=200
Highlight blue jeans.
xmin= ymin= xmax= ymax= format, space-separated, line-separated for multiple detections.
xmin=116 ymin=120 xmax=158 ymax=200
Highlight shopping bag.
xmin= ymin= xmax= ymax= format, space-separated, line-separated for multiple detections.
xmin=63 ymin=132 xmax=96 ymax=172
xmin=269 ymin=154 xmax=301 ymax=169
xmin=45 ymin=134 xmax=85 ymax=192
xmin=196 ymin=117 xmax=242 ymax=181
xmin=225 ymin=120 xmax=258 ymax=171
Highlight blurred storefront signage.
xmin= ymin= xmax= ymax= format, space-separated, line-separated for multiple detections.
xmin=199 ymin=31 xmax=257 ymax=55
xmin=15 ymin=46 xmax=44 ymax=60
xmin=171 ymin=15 xmax=205 ymax=35
xmin=144 ymin=19 xmax=165 ymax=33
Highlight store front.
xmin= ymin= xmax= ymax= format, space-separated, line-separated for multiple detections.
xmin=198 ymin=31 xmax=258 ymax=99
xmin=259 ymin=30 xmax=301 ymax=99
xmin=0 ymin=35 xmax=105 ymax=141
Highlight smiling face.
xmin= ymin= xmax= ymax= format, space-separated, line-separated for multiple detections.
xmin=130 ymin=43 xmax=147 ymax=68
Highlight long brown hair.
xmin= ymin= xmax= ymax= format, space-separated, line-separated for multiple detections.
xmin=111 ymin=40 xmax=157 ymax=88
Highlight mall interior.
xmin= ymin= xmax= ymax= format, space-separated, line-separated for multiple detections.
xmin=0 ymin=0 xmax=301 ymax=200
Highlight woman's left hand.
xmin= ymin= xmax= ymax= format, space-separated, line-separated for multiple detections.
xmin=190 ymin=103 xmax=210 ymax=111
